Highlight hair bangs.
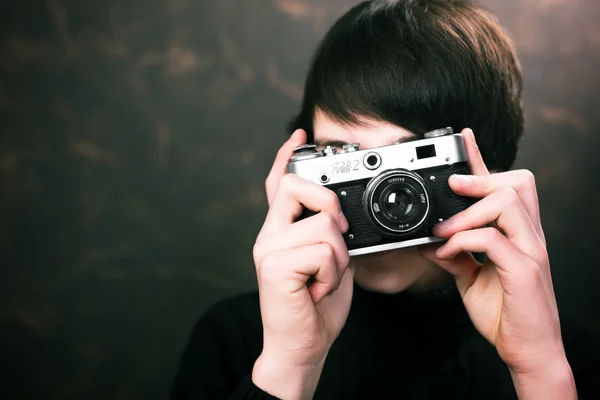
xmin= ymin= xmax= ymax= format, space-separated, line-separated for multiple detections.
xmin=289 ymin=0 xmax=524 ymax=171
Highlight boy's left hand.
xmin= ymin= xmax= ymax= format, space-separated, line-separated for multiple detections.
xmin=421 ymin=128 xmax=570 ymax=380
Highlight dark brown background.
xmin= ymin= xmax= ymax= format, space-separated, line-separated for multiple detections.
xmin=1 ymin=0 xmax=599 ymax=399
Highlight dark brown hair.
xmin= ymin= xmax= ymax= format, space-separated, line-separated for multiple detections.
xmin=289 ymin=0 xmax=524 ymax=171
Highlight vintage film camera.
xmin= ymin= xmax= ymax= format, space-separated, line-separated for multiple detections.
xmin=287 ymin=127 xmax=475 ymax=256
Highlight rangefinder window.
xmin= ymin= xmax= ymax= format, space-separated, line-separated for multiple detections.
xmin=416 ymin=144 xmax=436 ymax=160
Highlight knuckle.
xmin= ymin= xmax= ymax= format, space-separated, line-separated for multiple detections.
xmin=319 ymin=244 xmax=336 ymax=265
xmin=322 ymin=190 xmax=340 ymax=210
xmin=320 ymin=279 xmax=338 ymax=295
xmin=257 ymin=252 xmax=278 ymax=275
xmin=483 ymin=227 xmax=502 ymax=244
xmin=339 ymin=251 xmax=350 ymax=268
xmin=318 ymin=211 xmax=338 ymax=231
xmin=498 ymin=186 xmax=519 ymax=205
xmin=316 ymin=248 xmax=338 ymax=288
xmin=265 ymin=175 xmax=275 ymax=190
xmin=452 ymin=230 xmax=468 ymax=242
xmin=257 ymin=253 xmax=289 ymax=285
xmin=278 ymin=173 xmax=295 ymax=191
xmin=337 ymin=241 xmax=350 ymax=266
xmin=276 ymin=144 xmax=290 ymax=160
xmin=252 ymin=237 xmax=268 ymax=263
xmin=517 ymin=169 xmax=536 ymax=188
xmin=447 ymin=230 xmax=467 ymax=248
xmin=252 ymin=242 xmax=263 ymax=264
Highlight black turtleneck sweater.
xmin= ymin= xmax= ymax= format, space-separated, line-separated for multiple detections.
xmin=171 ymin=282 xmax=599 ymax=399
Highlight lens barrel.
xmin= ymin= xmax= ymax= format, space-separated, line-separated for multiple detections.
xmin=363 ymin=170 xmax=431 ymax=236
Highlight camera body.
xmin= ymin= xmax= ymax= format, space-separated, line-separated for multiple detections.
xmin=287 ymin=128 xmax=475 ymax=256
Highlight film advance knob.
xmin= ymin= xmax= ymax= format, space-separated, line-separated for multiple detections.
xmin=293 ymin=144 xmax=317 ymax=153
xmin=424 ymin=127 xmax=454 ymax=138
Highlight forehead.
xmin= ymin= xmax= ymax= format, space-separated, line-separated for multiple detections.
xmin=313 ymin=109 xmax=415 ymax=148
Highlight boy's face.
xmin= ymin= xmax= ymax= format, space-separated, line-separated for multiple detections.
xmin=312 ymin=109 xmax=416 ymax=151
xmin=312 ymin=109 xmax=451 ymax=293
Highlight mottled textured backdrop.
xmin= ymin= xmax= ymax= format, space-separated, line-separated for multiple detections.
xmin=1 ymin=0 xmax=599 ymax=399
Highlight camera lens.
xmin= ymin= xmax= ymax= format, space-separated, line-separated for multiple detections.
xmin=381 ymin=188 xmax=416 ymax=220
xmin=363 ymin=170 xmax=431 ymax=235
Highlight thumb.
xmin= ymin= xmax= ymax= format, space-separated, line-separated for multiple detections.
xmin=266 ymin=129 xmax=307 ymax=205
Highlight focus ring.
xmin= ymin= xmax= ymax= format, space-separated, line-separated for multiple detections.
xmin=363 ymin=170 xmax=431 ymax=235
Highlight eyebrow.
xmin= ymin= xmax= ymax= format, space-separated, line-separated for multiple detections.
xmin=314 ymin=135 xmax=419 ymax=148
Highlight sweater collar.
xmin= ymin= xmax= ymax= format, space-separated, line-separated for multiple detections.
xmin=347 ymin=278 xmax=470 ymax=333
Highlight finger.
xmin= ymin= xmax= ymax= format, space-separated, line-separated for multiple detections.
xmin=307 ymin=244 xmax=342 ymax=304
xmin=435 ymin=227 xmax=533 ymax=276
xmin=260 ymin=173 xmax=349 ymax=237
xmin=419 ymin=244 xmax=480 ymax=296
xmin=462 ymin=128 xmax=489 ymax=176
xmin=433 ymin=187 xmax=545 ymax=259
xmin=319 ymin=262 xmax=355 ymax=307
xmin=257 ymin=244 xmax=340 ymax=304
xmin=256 ymin=212 xmax=350 ymax=276
xmin=446 ymin=170 xmax=544 ymax=244
xmin=265 ymin=129 xmax=307 ymax=206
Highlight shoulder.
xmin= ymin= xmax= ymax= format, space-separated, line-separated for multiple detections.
xmin=192 ymin=290 xmax=262 ymax=341
xmin=171 ymin=291 xmax=263 ymax=399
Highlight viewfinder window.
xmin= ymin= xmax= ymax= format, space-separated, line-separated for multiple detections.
xmin=416 ymin=144 xmax=436 ymax=160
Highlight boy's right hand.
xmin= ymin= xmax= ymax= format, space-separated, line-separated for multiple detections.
xmin=251 ymin=129 xmax=354 ymax=400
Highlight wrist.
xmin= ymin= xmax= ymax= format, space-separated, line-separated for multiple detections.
xmin=252 ymin=351 xmax=326 ymax=400
xmin=509 ymin=354 xmax=577 ymax=400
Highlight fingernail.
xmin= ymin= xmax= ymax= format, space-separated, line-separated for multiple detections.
xmin=450 ymin=174 xmax=474 ymax=184
xmin=434 ymin=218 xmax=452 ymax=233
xmin=470 ymin=130 xmax=480 ymax=148
xmin=435 ymin=244 xmax=447 ymax=258
xmin=339 ymin=212 xmax=349 ymax=233
xmin=464 ymin=128 xmax=476 ymax=143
